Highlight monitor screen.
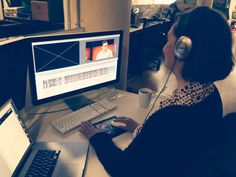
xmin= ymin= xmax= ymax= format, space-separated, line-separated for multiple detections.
xmin=0 ymin=100 xmax=32 ymax=177
xmin=29 ymin=30 xmax=123 ymax=105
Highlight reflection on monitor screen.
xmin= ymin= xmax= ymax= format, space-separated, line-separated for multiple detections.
xmin=29 ymin=30 xmax=122 ymax=105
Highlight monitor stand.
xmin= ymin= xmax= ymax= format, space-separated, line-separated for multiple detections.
xmin=64 ymin=95 xmax=95 ymax=111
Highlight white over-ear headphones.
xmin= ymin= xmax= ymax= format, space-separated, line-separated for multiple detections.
xmin=175 ymin=36 xmax=192 ymax=61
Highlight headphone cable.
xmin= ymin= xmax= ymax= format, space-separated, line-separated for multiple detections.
xmin=144 ymin=59 xmax=177 ymax=122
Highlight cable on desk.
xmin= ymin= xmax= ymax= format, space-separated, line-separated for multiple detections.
xmin=90 ymin=86 xmax=118 ymax=101
xmin=82 ymin=144 xmax=90 ymax=177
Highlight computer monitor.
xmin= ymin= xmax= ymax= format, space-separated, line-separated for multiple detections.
xmin=29 ymin=30 xmax=123 ymax=106
xmin=0 ymin=38 xmax=28 ymax=110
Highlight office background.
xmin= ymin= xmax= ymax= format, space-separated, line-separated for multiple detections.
xmin=0 ymin=0 xmax=236 ymax=116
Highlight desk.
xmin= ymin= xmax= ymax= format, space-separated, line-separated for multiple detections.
xmin=130 ymin=24 xmax=143 ymax=33
xmin=26 ymin=89 xmax=161 ymax=177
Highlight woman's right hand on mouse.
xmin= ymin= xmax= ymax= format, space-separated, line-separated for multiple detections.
xmin=113 ymin=117 xmax=140 ymax=133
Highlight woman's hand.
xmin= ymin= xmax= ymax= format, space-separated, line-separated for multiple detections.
xmin=78 ymin=121 xmax=102 ymax=139
xmin=112 ymin=117 xmax=140 ymax=133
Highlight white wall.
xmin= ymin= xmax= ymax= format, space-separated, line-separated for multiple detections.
xmin=63 ymin=0 xmax=80 ymax=29
xmin=80 ymin=0 xmax=131 ymax=90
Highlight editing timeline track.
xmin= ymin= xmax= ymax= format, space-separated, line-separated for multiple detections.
xmin=42 ymin=67 xmax=112 ymax=89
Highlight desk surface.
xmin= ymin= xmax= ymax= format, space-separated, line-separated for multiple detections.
xmin=130 ymin=25 xmax=143 ymax=33
xmin=129 ymin=20 xmax=165 ymax=33
xmin=27 ymin=89 xmax=163 ymax=177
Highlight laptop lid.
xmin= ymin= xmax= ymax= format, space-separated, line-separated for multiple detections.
xmin=0 ymin=99 xmax=33 ymax=177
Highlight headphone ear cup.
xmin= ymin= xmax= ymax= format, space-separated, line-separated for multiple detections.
xmin=175 ymin=36 xmax=192 ymax=61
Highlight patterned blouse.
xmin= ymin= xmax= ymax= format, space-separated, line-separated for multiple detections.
xmin=133 ymin=82 xmax=215 ymax=138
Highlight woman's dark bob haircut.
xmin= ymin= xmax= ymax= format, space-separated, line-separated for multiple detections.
xmin=174 ymin=6 xmax=234 ymax=83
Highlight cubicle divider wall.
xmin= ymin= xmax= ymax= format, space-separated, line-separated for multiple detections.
xmin=0 ymin=38 xmax=28 ymax=110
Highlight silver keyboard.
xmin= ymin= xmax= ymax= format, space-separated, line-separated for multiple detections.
xmin=51 ymin=99 xmax=117 ymax=134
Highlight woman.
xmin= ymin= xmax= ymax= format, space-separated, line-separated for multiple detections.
xmin=79 ymin=6 xmax=234 ymax=177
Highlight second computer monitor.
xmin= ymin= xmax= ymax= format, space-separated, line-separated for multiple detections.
xmin=29 ymin=30 xmax=123 ymax=105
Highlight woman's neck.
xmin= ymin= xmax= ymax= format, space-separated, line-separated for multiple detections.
xmin=174 ymin=73 xmax=189 ymax=89
xmin=172 ymin=60 xmax=190 ymax=89
xmin=177 ymin=79 xmax=188 ymax=89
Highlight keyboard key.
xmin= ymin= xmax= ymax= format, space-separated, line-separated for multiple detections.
xmin=25 ymin=150 xmax=60 ymax=177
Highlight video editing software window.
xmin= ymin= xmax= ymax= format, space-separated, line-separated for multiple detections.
xmin=29 ymin=30 xmax=122 ymax=105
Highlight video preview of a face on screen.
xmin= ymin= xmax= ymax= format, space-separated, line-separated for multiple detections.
xmin=30 ymin=31 xmax=122 ymax=104
xmin=86 ymin=39 xmax=116 ymax=61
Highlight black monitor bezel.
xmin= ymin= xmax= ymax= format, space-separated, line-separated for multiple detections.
xmin=29 ymin=30 xmax=123 ymax=105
